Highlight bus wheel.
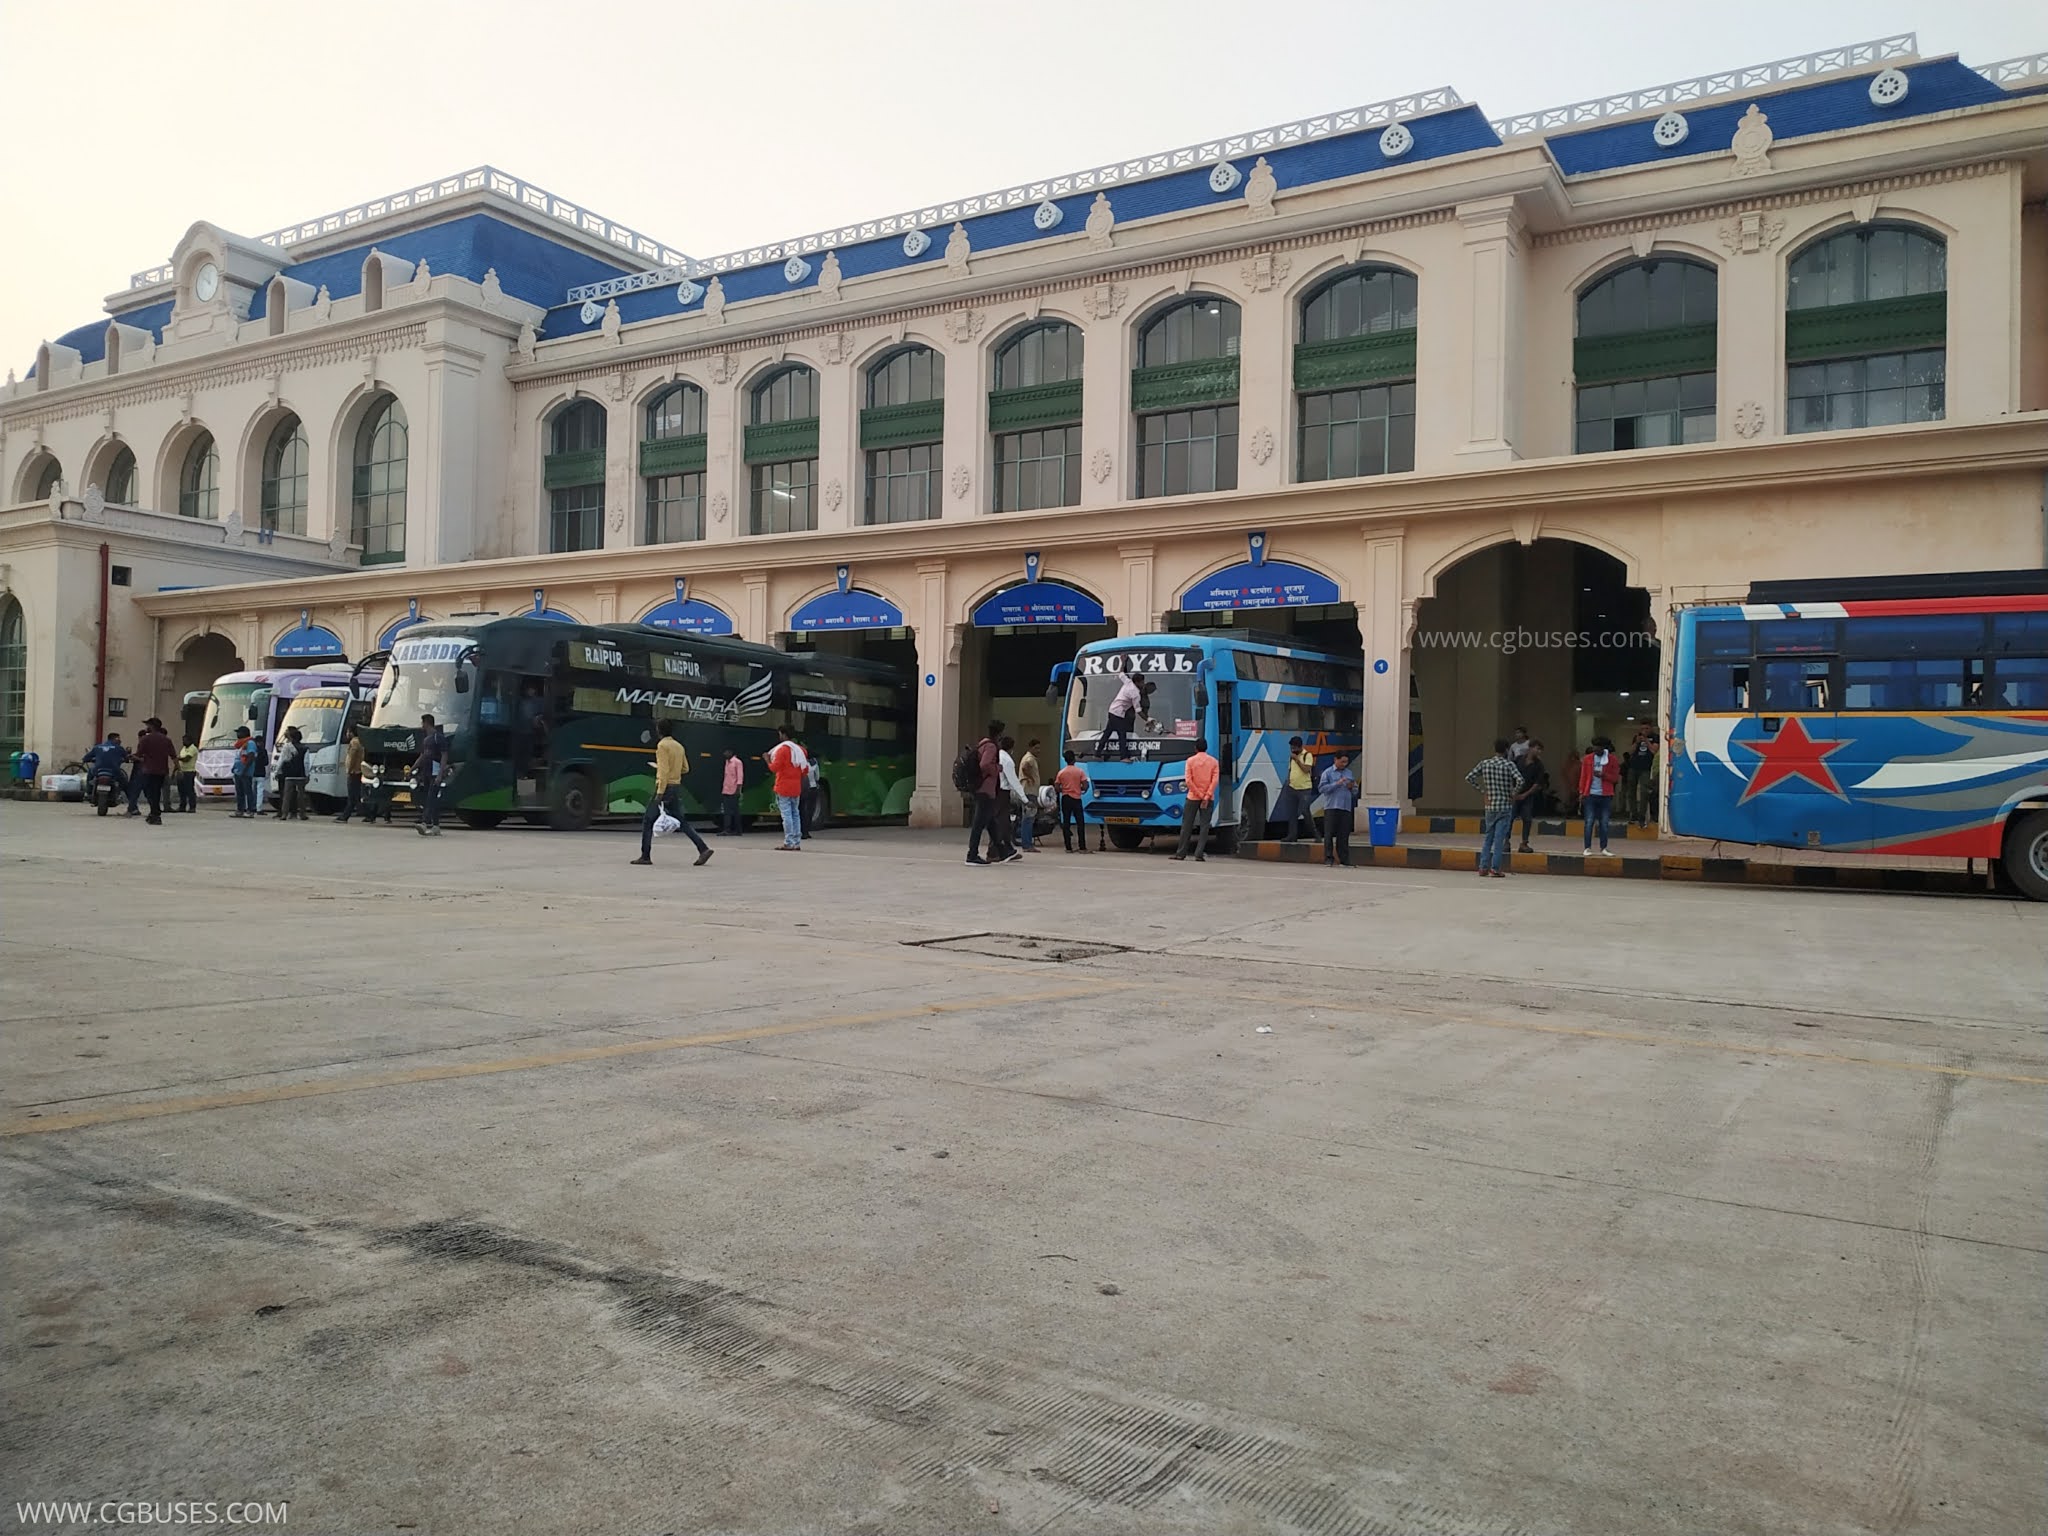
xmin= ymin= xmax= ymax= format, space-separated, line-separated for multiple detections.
xmin=2001 ymin=810 xmax=2048 ymax=901
xmin=549 ymin=772 xmax=599 ymax=832
xmin=1237 ymin=784 xmax=1268 ymax=845
xmin=1106 ymin=826 xmax=1145 ymax=851
xmin=812 ymin=782 xmax=833 ymax=830
xmin=457 ymin=811 xmax=506 ymax=830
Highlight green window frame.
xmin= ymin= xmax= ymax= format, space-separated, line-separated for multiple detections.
xmin=1784 ymin=225 xmax=1947 ymax=436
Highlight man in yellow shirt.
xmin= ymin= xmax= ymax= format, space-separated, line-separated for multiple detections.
xmin=632 ymin=719 xmax=713 ymax=868
xmin=1277 ymin=734 xmax=1317 ymax=843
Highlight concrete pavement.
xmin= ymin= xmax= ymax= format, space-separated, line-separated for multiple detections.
xmin=2 ymin=804 xmax=2043 ymax=1536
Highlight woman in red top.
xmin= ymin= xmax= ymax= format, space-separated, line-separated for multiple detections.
xmin=1577 ymin=735 xmax=1622 ymax=856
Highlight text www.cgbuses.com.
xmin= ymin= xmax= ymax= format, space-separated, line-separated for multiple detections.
xmin=14 ymin=1502 xmax=288 ymax=1529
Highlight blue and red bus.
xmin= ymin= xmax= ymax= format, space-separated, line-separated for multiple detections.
xmin=1669 ymin=575 xmax=2048 ymax=898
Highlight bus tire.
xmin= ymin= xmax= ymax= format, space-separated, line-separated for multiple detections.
xmin=2000 ymin=810 xmax=2048 ymax=901
xmin=548 ymin=771 xmax=599 ymax=833
xmin=812 ymin=782 xmax=832 ymax=831
xmin=1107 ymin=826 xmax=1145 ymax=851
xmin=1238 ymin=783 xmax=1268 ymax=845
xmin=457 ymin=810 xmax=506 ymax=830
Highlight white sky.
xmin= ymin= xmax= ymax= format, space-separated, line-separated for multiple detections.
xmin=0 ymin=0 xmax=2037 ymax=374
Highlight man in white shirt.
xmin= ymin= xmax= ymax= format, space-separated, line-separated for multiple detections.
xmin=1507 ymin=725 xmax=1531 ymax=764
xmin=998 ymin=735 xmax=1034 ymax=853
xmin=1102 ymin=673 xmax=1148 ymax=760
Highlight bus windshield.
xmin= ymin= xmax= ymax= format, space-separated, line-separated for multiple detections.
xmin=1065 ymin=669 xmax=1203 ymax=757
xmin=371 ymin=642 xmax=476 ymax=734
xmin=279 ymin=693 xmax=350 ymax=748
xmin=200 ymin=683 xmax=272 ymax=750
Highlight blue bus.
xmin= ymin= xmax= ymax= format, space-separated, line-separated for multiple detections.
xmin=1049 ymin=632 xmax=1364 ymax=851
xmin=1668 ymin=583 xmax=2048 ymax=898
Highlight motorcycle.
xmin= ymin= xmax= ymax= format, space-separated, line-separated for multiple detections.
xmin=93 ymin=769 xmax=118 ymax=816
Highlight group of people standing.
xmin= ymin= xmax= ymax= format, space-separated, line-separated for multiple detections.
xmin=82 ymin=721 xmax=192 ymax=824
xmin=1465 ymin=723 xmax=1663 ymax=875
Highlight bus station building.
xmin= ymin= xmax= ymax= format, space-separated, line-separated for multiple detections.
xmin=3 ymin=34 xmax=2045 ymax=819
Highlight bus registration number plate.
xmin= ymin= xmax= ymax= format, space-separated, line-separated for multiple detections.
xmin=1102 ymin=815 xmax=1141 ymax=825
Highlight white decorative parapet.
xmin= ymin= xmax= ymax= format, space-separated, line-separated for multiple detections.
xmin=1488 ymin=34 xmax=1918 ymax=138
xmin=1972 ymin=52 xmax=2048 ymax=86
xmin=130 ymin=166 xmax=693 ymax=290
xmin=559 ymin=86 xmax=1462 ymax=301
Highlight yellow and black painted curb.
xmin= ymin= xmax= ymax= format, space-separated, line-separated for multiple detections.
xmin=1239 ymin=839 xmax=1983 ymax=894
xmin=1402 ymin=813 xmax=1662 ymax=840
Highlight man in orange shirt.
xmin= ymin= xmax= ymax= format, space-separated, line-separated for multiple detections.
xmin=1170 ymin=738 xmax=1220 ymax=862
xmin=1052 ymin=749 xmax=1091 ymax=853
xmin=765 ymin=726 xmax=809 ymax=851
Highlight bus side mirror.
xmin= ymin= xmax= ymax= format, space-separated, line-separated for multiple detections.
xmin=1046 ymin=661 xmax=1073 ymax=706
xmin=1195 ymin=685 xmax=1209 ymax=709
xmin=454 ymin=672 xmax=471 ymax=694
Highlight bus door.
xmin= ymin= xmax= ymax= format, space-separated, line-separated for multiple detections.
xmin=1749 ymin=620 xmax=1856 ymax=848
xmin=1213 ymin=680 xmax=1239 ymax=824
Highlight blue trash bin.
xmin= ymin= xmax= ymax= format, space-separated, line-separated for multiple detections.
xmin=1366 ymin=806 xmax=1399 ymax=846
xmin=15 ymin=750 xmax=38 ymax=783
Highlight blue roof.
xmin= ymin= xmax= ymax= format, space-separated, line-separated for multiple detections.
xmin=543 ymin=104 xmax=1502 ymax=338
xmin=252 ymin=212 xmax=635 ymax=319
xmin=1547 ymin=58 xmax=2008 ymax=177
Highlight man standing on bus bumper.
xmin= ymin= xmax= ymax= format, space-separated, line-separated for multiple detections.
xmin=633 ymin=720 xmax=713 ymax=868
xmin=1170 ymin=739 xmax=1220 ymax=862
xmin=1466 ymin=738 xmax=1521 ymax=878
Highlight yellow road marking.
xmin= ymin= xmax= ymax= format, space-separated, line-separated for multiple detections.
xmin=0 ymin=983 xmax=1128 ymax=1138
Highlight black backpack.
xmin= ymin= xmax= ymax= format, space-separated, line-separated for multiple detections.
xmin=950 ymin=742 xmax=981 ymax=794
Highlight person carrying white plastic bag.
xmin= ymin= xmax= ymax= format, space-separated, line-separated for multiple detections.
xmin=632 ymin=719 xmax=713 ymax=869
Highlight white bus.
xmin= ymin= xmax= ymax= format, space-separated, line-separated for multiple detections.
xmin=193 ymin=666 xmax=354 ymax=800
xmin=275 ymin=683 xmax=379 ymax=812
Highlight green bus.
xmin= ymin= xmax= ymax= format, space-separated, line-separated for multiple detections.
xmin=356 ymin=616 xmax=913 ymax=830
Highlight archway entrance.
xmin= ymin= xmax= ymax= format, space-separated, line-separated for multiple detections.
xmin=777 ymin=572 xmax=917 ymax=821
xmin=164 ymin=633 xmax=242 ymax=744
xmin=1410 ymin=539 xmax=1658 ymax=815
xmin=960 ymin=559 xmax=1116 ymax=768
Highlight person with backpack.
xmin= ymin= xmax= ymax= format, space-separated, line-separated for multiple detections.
xmin=229 ymin=726 xmax=261 ymax=818
xmin=960 ymin=720 xmax=1019 ymax=865
xmin=766 ymin=727 xmax=809 ymax=851
xmin=273 ymin=726 xmax=310 ymax=821
xmin=1623 ymin=726 xmax=1660 ymax=828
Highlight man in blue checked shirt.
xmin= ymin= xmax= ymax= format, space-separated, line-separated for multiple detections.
xmin=1465 ymin=738 xmax=1523 ymax=879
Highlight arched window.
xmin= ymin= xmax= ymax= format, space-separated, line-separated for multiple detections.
xmin=862 ymin=345 xmax=944 ymax=525
xmin=0 ymin=594 xmax=24 ymax=756
xmin=31 ymin=457 xmax=61 ymax=500
xmin=991 ymin=322 xmax=1083 ymax=512
xmin=1296 ymin=266 xmax=1418 ymax=482
xmin=178 ymin=434 xmax=219 ymax=519
xmin=105 ymin=446 xmax=136 ymax=506
xmin=545 ymin=399 xmax=608 ymax=554
xmin=260 ymin=415 xmax=309 ymax=535
xmin=642 ymin=384 xmax=706 ymax=544
xmin=1573 ymin=258 xmax=1718 ymax=453
xmin=1133 ymin=297 xmax=1240 ymax=498
xmin=350 ymin=396 xmax=408 ymax=562
xmin=746 ymin=365 xmax=819 ymax=535
xmin=1786 ymin=224 xmax=1947 ymax=434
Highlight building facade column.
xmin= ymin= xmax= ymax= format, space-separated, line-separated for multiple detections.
xmin=816 ymin=354 xmax=856 ymax=535
xmin=742 ymin=572 xmax=771 ymax=644
xmin=1358 ymin=531 xmax=1408 ymax=807
xmin=704 ymin=369 xmax=741 ymax=545
xmin=1116 ymin=542 xmax=1157 ymax=634
xmin=1235 ymin=277 xmax=1289 ymax=493
xmin=602 ymin=395 xmax=635 ymax=549
xmin=1715 ymin=219 xmax=1783 ymax=443
xmin=940 ymin=330 xmax=982 ymax=520
xmin=910 ymin=559 xmax=960 ymax=828
xmin=1455 ymin=197 xmax=1527 ymax=469
xmin=1079 ymin=289 xmax=1134 ymax=508
xmin=417 ymin=336 xmax=486 ymax=565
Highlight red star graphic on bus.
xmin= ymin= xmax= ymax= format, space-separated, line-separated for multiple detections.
xmin=1733 ymin=716 xmax=1852 ymax=803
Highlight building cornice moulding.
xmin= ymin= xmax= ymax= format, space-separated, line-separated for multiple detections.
xmin=1533 ymin=156 xmax=2015 ymax=247
xmin=134 ymin=415 xmax=2048 ymax=616
xmin=0 ymin=320 xmax=432 ymax=431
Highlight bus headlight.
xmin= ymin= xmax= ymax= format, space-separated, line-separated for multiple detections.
xmin=1157 ymin=778 xmax=1185 ymax=796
